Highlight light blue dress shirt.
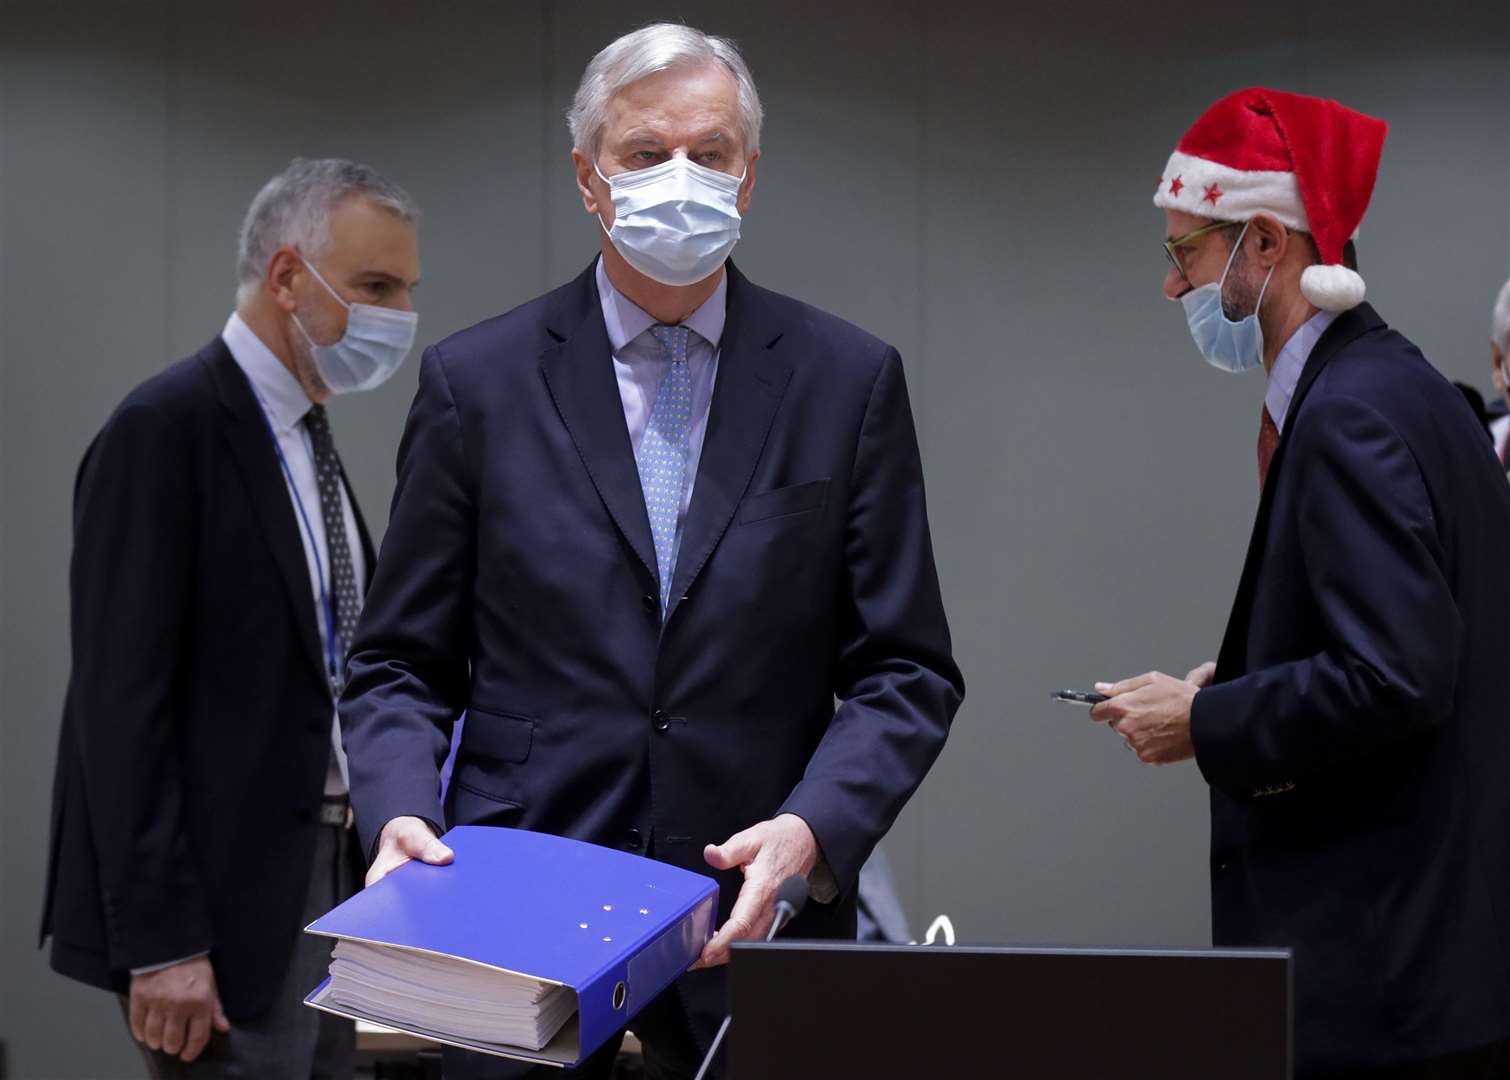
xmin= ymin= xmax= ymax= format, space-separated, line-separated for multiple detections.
xmin=1264 ymin=310 xmax=1337 ymax=433
xmin=595 ymin=257 xmax=724 ymax=569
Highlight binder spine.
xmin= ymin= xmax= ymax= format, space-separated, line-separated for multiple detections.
xmin=625 ymin=890 xmax=717 ymax=1012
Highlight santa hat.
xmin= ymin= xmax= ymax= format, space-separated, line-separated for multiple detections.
xmin=1154 ymin=87 xmax=1388 ymax=312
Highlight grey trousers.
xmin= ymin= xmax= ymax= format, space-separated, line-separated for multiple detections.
xmin=120 ymin=822 xmax=356 ymax=1079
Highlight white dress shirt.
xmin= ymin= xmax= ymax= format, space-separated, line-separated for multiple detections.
xmin=222 ymin=312 xmax=365 ymax=796
xmin=595 ymin=257 xmax=724 ymax=570
xmin=1264 ymin=310 xmax=1337 ymax=433
xmin=1490 ymin=414 xmax=1509 ymax=469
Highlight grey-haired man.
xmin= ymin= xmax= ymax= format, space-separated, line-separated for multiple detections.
xmin=41 ymin=158 xmax=421 ymax=1077
xmin=343 ymin=22 xmax=961 ymax=1080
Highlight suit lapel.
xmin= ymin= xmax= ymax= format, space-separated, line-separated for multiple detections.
xmin=203 ymin=339 xmax=328 ymax=683
xmin=666 ymin=264 xmax=792 ymax=619
xmin=1214 ymin=304 xmax=1385 ymax=675
xmin=539 ymin=264 xmax=660 ymax=584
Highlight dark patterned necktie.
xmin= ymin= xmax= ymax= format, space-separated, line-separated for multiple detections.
xmin=1258 ymin=404 xmax=1280 ymax=491
xmin=303 ymin=405 xmax=361 ymax=693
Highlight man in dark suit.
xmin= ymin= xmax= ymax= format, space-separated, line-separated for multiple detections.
xmin=1489 ymin=277 xmax=1510 ymax=470
xmin=1092 ymin=88 xmax=1510 ymax=1077
xmin=42 ymin=158 xmax=422 ymax=1077
xmin=341 ymin=23 xmax=963 ymax=1080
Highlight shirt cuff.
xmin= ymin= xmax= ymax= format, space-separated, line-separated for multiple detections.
xmin=808 ymin=857 xmax=839 ymax=904
xmin=129 ymin=950 xmax=210 ymax=976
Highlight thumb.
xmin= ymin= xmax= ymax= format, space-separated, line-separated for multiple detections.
xmin=704 ymin=830 xmax=760 ymax=872
xmin=420 ymin=836 xmax=454 ymax=866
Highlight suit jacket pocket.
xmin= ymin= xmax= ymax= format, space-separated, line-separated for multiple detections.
xmin=737 ymin=478 xmax=830 ymax=525
xmin=461 ymin=707 xmax=535 ymax=765
xmin=453 ymin=708 xmax=534 ymax=809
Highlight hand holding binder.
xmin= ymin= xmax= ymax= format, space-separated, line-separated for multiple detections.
xmin=365 ymin=815 xmax=454 ymax=887
xmin=305 ymin=825 xmax=718 ymax=1067
xmin=694 ymin=812 xmax=818 ymax=969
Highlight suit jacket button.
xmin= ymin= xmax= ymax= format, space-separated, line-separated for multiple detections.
xmin=642 ymin=594 xmax=658 ymax=615
xmin=652 ymin=709 xmax=670 ymax=732
xmin=624 ymin=828 xmax=644 ymax=850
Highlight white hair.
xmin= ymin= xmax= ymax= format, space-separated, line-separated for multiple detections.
xmin=567 ymin=23 xmax=763 ymax=158
xmin=235 ymin=158 xmax=418 ymax=304
xmin=1493 ymin=276 xmax=1510 ymax=353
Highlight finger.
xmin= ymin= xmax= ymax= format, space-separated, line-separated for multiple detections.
xmin=160 ymin=1008 xmax=189 ymax=1057
xmin=396 ymin=824 xmax=452 ymax=863
xmin=212 ymin=993 xmax=230 ymax=1033
xmin=129 ymin=990 xmax=148 ymax=1043
xmin=1097 ymin=672 xmax=1157 ymax=696
xmin=418 ymin=836 xmax=454 ymax=865
xmin=694 ymin=867 xmax=777 ymax=968
xmin=365 ymin=851 xmax=410 ymax=887
xmin=181 ymin=1012 xmax=211 ymax=1063
xmin=695 ymin=913 xmax=755 ymax=969
xmin=722 ymin=874 xmax=778 ymax=943
xmin=1183 ymin=661 xmax=1216 ymax=685
xmin=143 ymin=1007 xmax=166 ymax=1051
xmin=1089 ymin=699 xmax=1128 ymax=723
xmin=704 ymin=830 xmax=761 ymax=872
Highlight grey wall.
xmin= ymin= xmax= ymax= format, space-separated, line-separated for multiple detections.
xmin=3 ymin=2 xmax=1506 ymax=1075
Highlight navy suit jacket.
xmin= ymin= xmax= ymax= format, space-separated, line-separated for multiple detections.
xmin=1191 ymin=304 xmax=1510 ymax=1072
xmin=42 ymin=338 xmax=374 ymax=1017
xmin=340 ymin=260 xmax=964 ymax=1043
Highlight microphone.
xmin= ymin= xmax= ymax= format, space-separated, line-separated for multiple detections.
xmin=769 ymin=874 xmax=810 ymax=940
xmin=692 ymin=875 xmax=810 ymax=1080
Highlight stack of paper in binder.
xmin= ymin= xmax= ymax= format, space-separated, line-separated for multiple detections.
xmin=304 ymin=826 xmax=719 ymax=1066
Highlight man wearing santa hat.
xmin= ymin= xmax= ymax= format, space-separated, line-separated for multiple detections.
xmin=1489 ymin=276 xmax=1510 ymax=472
xmin=1091 ymin=88 xmax=1510 ymax=1077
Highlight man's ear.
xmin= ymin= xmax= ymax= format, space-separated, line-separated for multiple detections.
xmin=736 ymin=150 xmax=759 ymax=216
xmin=571 ymin=149 xmax=602 ymax=217
xmin=1248 ymin=213 xmax=1289 ymax=268
xmin=266 ymin=247 xmax=303 ymax=313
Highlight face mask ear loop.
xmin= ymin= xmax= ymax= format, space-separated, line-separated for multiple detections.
xmin=593 ymin=161 xmax=616 ymax=239
xmin=1216 ymin=220 xmax=1249 ymax=313
xmin=1253 ymin=261 xmax=1276 ymax=322
xmin=299 ymin=256 xmax=351 ymax=312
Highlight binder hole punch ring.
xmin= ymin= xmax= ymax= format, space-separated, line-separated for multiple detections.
xmin=639 ymin=908 xmax=650 ymax=915
xmin=612 ymin=981 xmax=627 ymax=1010
xmin=579 ymin=923 xmax=589 ymax=929
xmin=603 ymin=904 xmax=614 ymax=912
xmin=602 ymin=936 xmax=613 ymax=943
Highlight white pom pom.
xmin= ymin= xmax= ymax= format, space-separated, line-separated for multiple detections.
xmin=1301 ymin=264 xmax=1366 ymax=312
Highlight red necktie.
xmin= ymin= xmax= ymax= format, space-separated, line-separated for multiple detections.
xmin=1258 ymin=404 xmax=1280 ymax=490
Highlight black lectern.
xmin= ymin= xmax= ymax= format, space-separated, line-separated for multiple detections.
xmin=728 ymin=942 xmax=1291 ymax=1079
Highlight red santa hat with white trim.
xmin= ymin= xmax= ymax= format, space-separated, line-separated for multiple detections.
xmin=1154 ymin=87 xmax=1389 ymax=312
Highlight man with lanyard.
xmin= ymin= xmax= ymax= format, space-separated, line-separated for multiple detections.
xmin=42 ymin=158 xmax=421 ymax=1077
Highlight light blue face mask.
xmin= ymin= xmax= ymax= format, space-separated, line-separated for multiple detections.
xmin=596 ymin=155 xmax=745 ymax=287
xmin=1179 ymin=221 xmax=1275 ymax=374
xmin=292 ymin=258 xmax=418 ymax=395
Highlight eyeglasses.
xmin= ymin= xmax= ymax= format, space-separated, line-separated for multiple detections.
xmin=1163 ymin=220 xmax=1240 ymax=284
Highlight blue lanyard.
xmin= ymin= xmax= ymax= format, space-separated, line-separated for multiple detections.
xmin=253 ymin=400 xmax=344 ymax=694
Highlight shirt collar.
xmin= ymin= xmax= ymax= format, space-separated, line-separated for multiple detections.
xmin=594 ymin=256 xmax=727 ymax=354
xmin=221 ymin=312 xmax=313 ymax=433
xmin=1265 ymin=309 xmax=1337 ymax=432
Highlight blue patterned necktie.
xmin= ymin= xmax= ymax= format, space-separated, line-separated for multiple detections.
xmin=638 ymin=324 xmax=693 ymax=613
